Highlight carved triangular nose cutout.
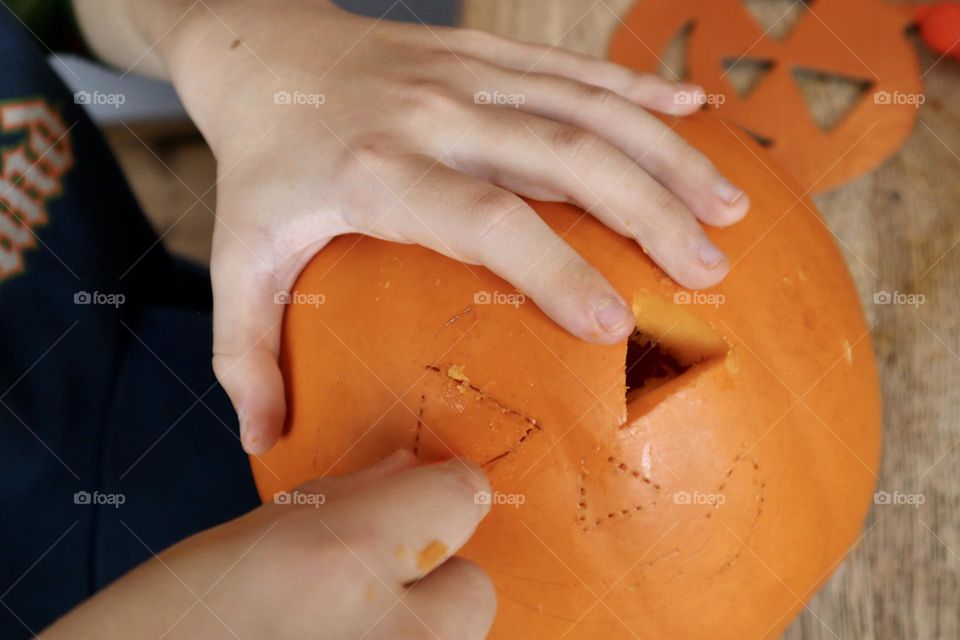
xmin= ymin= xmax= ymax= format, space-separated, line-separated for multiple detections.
xmin=742 ymin=0 xmax=814 ymax=41
xmin=658 ymin=20 xmax=695 ymax=82
xmin=792 ymin=67 xmax=873 ymax=131
xmin=624 ymin=291 xmax=728 ymax=422
xmin=721 ymin=57 xmax=775 ymax=98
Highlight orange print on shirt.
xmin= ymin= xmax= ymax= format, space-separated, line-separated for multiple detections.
xmin=0 ymin=98 xmax=74 ymax=281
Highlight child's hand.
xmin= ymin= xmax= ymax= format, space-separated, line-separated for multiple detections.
xmin=42 ymin=452 xmax=496 ymax=639
xmin=77 ymin=0 xmax=749 ymax=453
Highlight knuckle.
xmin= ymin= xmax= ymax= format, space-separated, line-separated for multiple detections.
xmin=551 ymin=125 xmax=604 ymax=161
xmin=552 ymin=254 xmax=597 ymax=293
xmin=578 ymin=82 xmax=618 ymax=110
xmin=649 ymin=185 xmax=685 ymax=218
xmin=413 ymin=78 xmax=462 ymax=113
xmin=469 ymin=191 xmax=529 ymax=243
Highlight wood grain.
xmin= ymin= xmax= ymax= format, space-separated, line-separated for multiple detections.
xmin=104 ymin=1 xmax=959 ymax=637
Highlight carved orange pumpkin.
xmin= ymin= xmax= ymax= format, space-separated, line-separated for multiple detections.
xmin=251 ymin=114 xmax=882 ymax=639
xmin=609 ymin=0 xmax=921 ymax=193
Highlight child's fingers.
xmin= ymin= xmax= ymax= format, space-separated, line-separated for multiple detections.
xmin=292 ymin=450 xmax=419 ymax=503
xmin=209 ymin=224 xmax=295 ymax=456
xmin=356 ymin=157 xmax=635 ymax=344
xmin=370 ymin=557 xmax=496 ymax=640
xmin=443 ymin=28 xmax=702 ymax=115
xmin=454 ymin=62 xmax=749 ymax=229
xmin=450 ymin=111 xmax=730 ymax=291
xmin=320 ymin=458 xmax=492 ymax=587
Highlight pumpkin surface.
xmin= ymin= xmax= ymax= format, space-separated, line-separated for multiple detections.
xmin=251 ymin=114 xmax=882 ymax=640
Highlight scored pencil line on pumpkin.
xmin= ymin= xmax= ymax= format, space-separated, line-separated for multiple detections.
xmin=313 ymin=317 xmax=488 ymax=483
xmin=422 ymin=364 xmax=544 ymax=466
xmin=514 ymin=318 xmax=686 ymax=482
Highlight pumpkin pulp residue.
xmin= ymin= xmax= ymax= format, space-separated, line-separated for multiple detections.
xmin=416 ymin=541 xmax=449 ymax=572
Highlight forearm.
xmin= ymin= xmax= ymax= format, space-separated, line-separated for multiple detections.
xmin=71 ymin=0 xmax=210 ymax=78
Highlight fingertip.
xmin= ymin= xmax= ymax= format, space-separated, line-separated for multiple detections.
xmin=593 ymin=296 xmax=635 ymax=342
xmin=665 ymin=83 xmax=705 ymax=116
xmin=240 ymin=411 xmax=283 ymax=455
xmin=709 ymin=178 xmax=750 ymax=225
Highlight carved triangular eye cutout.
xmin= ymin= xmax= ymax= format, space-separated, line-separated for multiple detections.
xmin=658 ymin=20 xmax=694 ymax=82
xmin=741 ymin=0 xmax=814 ymax=42
xmin=792 ymin=67 xmax=873 ymax=131
xmin=721 ymin=57 xmax=775 ymax=98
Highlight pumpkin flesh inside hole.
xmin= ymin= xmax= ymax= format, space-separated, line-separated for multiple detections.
xmin=624 ymin=291 xmax=729 ymax=418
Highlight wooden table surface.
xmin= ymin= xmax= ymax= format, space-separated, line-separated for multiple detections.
xmin=108 ymin=1 xmax=960 ymax=637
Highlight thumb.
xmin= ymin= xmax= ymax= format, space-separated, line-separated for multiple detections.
xmin=211 ymin=233 xmax=288 ymax=455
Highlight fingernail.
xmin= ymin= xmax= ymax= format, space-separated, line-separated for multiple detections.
xmin=714 ymin=177 xmax=744 ymax=205
xmin=698 ymin=241 xmax=726 ymax=268
xmin=595 ymin=296 xmax=634 ymax=336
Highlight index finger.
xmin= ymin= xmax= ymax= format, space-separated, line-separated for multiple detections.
xmin=319 ymin=457 xmax=492 ymax=586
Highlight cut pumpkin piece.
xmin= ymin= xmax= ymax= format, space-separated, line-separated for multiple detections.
xmin=630 ymin=290 xmax=728 ymax=367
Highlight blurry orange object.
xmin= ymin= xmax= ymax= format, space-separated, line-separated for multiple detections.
xmin=917 ymin=2 xmax=960 ymax=62
xmin=609 ymin=0 xmax=922 ymax=193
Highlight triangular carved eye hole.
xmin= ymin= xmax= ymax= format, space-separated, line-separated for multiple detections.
xmin=625 ymin=291 xmax=728 ymax=422
xmin=742 ymin=0 xmax=815 ymax=42
xmin=792 ymin=68 xmax=874 ymax=131
xmin=721 ymin=57 xmax=776 ymax=98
